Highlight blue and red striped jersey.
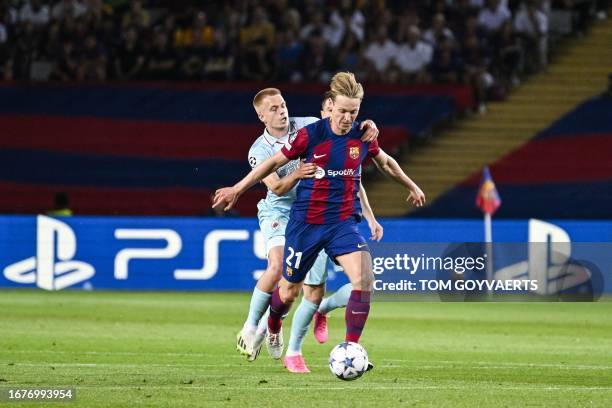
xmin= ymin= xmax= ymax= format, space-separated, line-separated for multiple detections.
xmin=281 ymin=118 xmax=380 ymax=224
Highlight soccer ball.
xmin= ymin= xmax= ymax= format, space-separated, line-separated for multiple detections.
xmin=328 ymin=342 xmax=369 ymax=381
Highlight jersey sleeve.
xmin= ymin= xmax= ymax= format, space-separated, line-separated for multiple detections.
xmin=367 ymin=137 xmax=380 ymax=157
xmin=281 ymin=127 xmax=309 ymax=160
xmin=248 ymin=143 xmax=271 ymax=169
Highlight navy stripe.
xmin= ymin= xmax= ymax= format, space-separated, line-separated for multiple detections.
xmin=0 ymin=149 xmax=250 ymax=188
xmin=0 ymin=86 xmax=453 ymax=134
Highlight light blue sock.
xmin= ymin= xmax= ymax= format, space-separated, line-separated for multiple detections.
xmin=318 ymin=283 xmax=353 ymax=315
xmin=256 ymin=308 xmax=269 ymax=335
xmin=245 ymin=287 xmax=272 ymax=329
xmin=287 ymin=298 xmax=319 ymax=355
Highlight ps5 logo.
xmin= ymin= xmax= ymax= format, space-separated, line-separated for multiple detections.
xmin=495 ymin=219 xmax=591 ymax=295
xmin=3 ymin=215 xmax=95 ymax=291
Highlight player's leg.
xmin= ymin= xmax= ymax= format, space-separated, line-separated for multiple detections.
xmin=237 ymin=209 xmax=287 ymax=360
xmin=314 ymin=282 xmax=353 ymax=343
xmin=324 ymin=220 xmax=374 ymax=344
xmin=283 ymin=251 xmax=328 ymax=372
xmin=267 ymin=220 xmax=324 ymax=358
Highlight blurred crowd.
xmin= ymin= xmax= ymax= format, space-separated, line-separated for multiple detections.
xmin=0 ymin=0 xmax=608 ymax=108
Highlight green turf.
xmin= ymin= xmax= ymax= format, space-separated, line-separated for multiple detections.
xmin=1 ymin=290 xmax=611 ymax=407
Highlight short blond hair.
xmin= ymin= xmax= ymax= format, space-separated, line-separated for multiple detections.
xmin=329 ymin=72 xmax=364 ymax=101
xmin=253 ymin=88 xmax=281 ymax=111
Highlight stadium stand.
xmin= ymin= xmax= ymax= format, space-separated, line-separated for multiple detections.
xmin=414 ymin=94 xmax=612 ymax=218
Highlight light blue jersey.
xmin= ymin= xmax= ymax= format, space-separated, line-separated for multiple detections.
xmin=248 ymin=117 xmax=319 ymax=213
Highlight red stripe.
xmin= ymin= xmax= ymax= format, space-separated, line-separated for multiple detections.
xmin=0 ymin=181 xmax=264 ymax=216
xmin=460 ymin=133 xmax=612 ymax=186
xmin=0 ymin=114 xmax=261 ymax=160
xmin=339 ymin=140 xmax=362 ymax=221
xmin=306 ymin=140 xmax=332 ymax=224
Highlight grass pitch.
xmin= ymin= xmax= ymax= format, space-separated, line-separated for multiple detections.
xmin=1 ymin=290 xmax=611 ymax=407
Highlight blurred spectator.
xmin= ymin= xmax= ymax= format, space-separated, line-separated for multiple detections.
xmin=430 ymin=37 xmax=463 ymax=84
xmin=393 ymin=25 xmax=433 ymax=84
xmin=47 ymin=192 xmax=73 ymax=217
xmin=300 ymin=29 xmax=336 ymax=83
xmin=77 ymin=33 xmax=106 ymax=80
xmin=52 ymin=0 xmax=88 ymax=20
xmin=113 ymin=27 xmax=144 ymax=80
xmin=175 ymin=10 xmax=214 ymax=48
xmin=423 ymin=13 xmax=455 ymax=47
xmin=50 ymin=39 xmax=78 ymax=80
xmin=478 ymin=0 xmax=512 ymax=34
xmin=19 ymin=0 xmax=50 ymax=27
xmin=363 ymin=26 xmax=397 ymax=82
xmin=514 ymin=0 xmax=548 ymax=71
xmin=462 ymin=34 xmax=494 ymax=112
xmin=494 ymin=20 xmax=522 ymax=89
xmin=203 ymin=29 xmax=234 ymax=80
xmin=145 ymin=30 xmax=176 ymax=80
xmin=299 ymin=11 xmax=328 ymax=41
xmin=240 ymin=6 xmax=275 ymax=80
xmin=327 ymin=4 xmax=366 ymax=48
xmin=0 ymin=17 xmax=6 ymax=44
xmin=275 ymin=28 xmax=303 ymax=81
xmin=121 ymin=0 xmax=149 ymax=30
xmin=12 ymin=21 xmax=39 ymax=79
xmin=336 ymin=27 xmax=363 ymax=74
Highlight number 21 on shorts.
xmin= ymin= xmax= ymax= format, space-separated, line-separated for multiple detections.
xmin=286 ymin=247 xmax=302 ymax=269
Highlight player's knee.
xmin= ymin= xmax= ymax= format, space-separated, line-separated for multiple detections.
xmin=279 ymin=283 xmax=300 ymax=303
xmin=303 ymin=284 xmax=324 ymax=304
xmin=266 ymin=259 xmax=283 ymax=280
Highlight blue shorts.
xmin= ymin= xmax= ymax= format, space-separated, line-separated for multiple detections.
xmin=283 ymin=218 xmax=369 ymax=283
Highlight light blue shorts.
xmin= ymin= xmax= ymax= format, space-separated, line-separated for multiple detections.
xmin=257 ymin=200 xmax=289 ymax=255
xmin=257 ymin=200 xmax=332 ymax=286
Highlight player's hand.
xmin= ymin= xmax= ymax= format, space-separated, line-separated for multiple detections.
xmin=294 ymin=160 xmax=317 ymax=179
xmin=407 ymin=185 xmax=426 ymax=207
xmin=360 ymin=119 xmax=379 ymax=142
xmin=368 ymin=219 xmax=384 ymax=241
xmin=212 ymin=187 xmax=238 ymax=211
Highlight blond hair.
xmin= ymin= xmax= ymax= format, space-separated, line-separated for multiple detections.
xmin=329 ymin=72 xmax=364 ymax=101
xmin=253 ymin=88 xmax=281 ymax=111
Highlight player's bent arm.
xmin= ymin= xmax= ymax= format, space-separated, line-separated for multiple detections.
xmin=213 ymin=151 xmax=291 ymax=210
xmin=359 ymin=182 xmax=375 ymax=225
xmin=234 ymin=150 xmax=290 ymax=195
xmin=263 ymin=161 xmax=316 ymax=196
xmin=372 ymin=149 xmax=426 ymax=207
xmin=358 ymin=182 xmax=383 ymax=241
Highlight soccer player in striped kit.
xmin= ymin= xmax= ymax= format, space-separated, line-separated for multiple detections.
xmin=214 ymin=72 xmax=425 ymax=373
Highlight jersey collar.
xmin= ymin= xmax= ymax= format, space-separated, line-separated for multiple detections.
xmin=263 ymin=121 xmax=293 ymax=146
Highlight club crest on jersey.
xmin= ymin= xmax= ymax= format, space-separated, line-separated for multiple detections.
xmin=349 ymin=146 xmax=360 ymax=159
xmin=286 ymin=267 xmax=293 ymax=277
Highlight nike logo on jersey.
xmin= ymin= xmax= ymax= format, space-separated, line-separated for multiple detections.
xmin=351 ymin=310 xmax=368 ymax=315
xmin=357 ymin=243 xmax=367 ymax=248
xmin=313 ymin=154 xmax=326 ymax=159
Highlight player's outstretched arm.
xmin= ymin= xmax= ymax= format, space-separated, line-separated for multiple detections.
xmin=263 ymin=160 xmax=316 ymax=196
xmin=371 ymin=148 xmax=426 ymax=207
xmin=213 ymin=150 xmax=290 ymax=211
xmin=358 ymin=182 xmax=383 ymax=241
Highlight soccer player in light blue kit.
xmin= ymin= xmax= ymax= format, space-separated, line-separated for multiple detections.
xmin=236 ymin=88 xmax=381 ymax=372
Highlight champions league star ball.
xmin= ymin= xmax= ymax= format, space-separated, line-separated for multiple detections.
xmin=329 ymin=342 xmax=369 ymax=381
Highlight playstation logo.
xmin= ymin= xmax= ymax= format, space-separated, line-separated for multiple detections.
xmin=3 ymin=215 xmax=95 ymax=291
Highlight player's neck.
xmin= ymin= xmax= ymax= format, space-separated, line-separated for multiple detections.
xmin=266 ymin=125 xmax=289 ymax=138
xmin=330 ymin=120 xmax=350 ymax=136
